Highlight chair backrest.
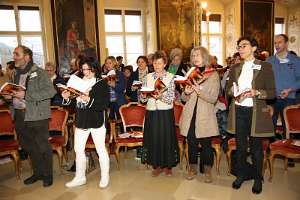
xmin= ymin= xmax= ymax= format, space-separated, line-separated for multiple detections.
xmin=0 ymin=110 xmax=15 ymax=139
xmin=173 ymin=102 xmax=183 ymax=126
xmin=49 ymin=108 xmax=69 ymax=145
xmin=119 ymin=102 xmax=146 ymax=132
xmin=284 ymin=104 xmax=300 ymax=139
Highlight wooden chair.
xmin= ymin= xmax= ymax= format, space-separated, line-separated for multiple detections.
xmin=284 ymin=104 xmax=300 ymax=139
xmin=269 ymin=139 xmax=300 ymax=182
xmin=0 ymin=110 xmax=21 ymax=179
xmin=173 ymin=102 xmax=187 ymax=170
xmin=113 ymin=102 xmax=146 ymax=170
xmin=48 ymin=107 xmax=69 ymax=170
xmin=225 ymin=137 xmax=269 ymax=176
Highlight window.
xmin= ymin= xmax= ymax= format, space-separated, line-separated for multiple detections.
xmin=275 ymin=17 xmax=285 ymax=35
xmin=104 ymin=9 xmax=144 ymax=69
xmin=0 ymin=5 xmax=44 ymax=69
xmin=201 ymin=14 xmax=223 ymax=65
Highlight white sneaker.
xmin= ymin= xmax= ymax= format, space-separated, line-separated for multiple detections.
xmin=99 ymin=176 xmax=109 ymax=188
xmin=65 ymin=177 xmax=87 ymax=188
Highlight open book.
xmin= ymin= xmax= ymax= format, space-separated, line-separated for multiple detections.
xmin=0 ymin=82 xmax=26 ymax=96
xmin=56 ymin=75 xmax=91 ymax=98
xmin=233 ymin=82 xmax=251 ymax=102
xmin=140 ymin=78 xmax=167 ymax=96
xmin=174 ymin=67 xmax=214 ymax=87
xmin=102 ymin=70 xmax=117 ymax=81
xmin=132 ymin=80 xmax=143 ymax=88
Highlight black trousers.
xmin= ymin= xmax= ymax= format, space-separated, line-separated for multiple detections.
xmin=235 ymin=105 xmax=263 ymax=180
xmin=187 ymin=104 xmax=214 ymax=168
xmin=14 ymin=110 xmax=53 ymax=178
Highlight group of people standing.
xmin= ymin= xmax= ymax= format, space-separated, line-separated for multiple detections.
xmin=0 ymin=33 xmax=299 ymax=196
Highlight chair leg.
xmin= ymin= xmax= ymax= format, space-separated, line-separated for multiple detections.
xmin=284 ymin=157 xmax=288 ymax=170
xmin=115 ymin=145 xmax=121 ymax=170
xmin=269 ymin=153 xmax=275 ymax=182
xmin=55 ymin=148 xmax=63 ymax=173
xmin=11 ymin=151 xmax=21 ymax=179
xmin=185 ymin=143 xmax=190 ymax=171
xmin=63 ymin=147 xmax=68 ymax=162
xmin=214 ymin=146 xmax=221 ymax=176
xmin=178 ymin=142 xmax=183 ymax=170
xmin=226 ymin=148 xmax=233 ymax=176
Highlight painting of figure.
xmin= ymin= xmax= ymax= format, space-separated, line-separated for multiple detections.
xmin=242 ymin=0 xmax=274 ymax=53
xmin=51 ymin=0 xmax=99 ymax=75
xmin=156 ymin=0 xmax=194 ymax=62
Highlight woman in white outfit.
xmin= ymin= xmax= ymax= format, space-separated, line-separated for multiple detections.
xmin=62 ymin=57 xmax=110 ymax=188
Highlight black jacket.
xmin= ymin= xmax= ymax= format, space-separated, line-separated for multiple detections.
xmin=64 ymin=79 xmax=110 ymax=129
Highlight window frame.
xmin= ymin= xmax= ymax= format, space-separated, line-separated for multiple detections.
xmin=104 ymin=8 xmax=146 ymax=68
xmin=201 ymin=13 xmax=223 ymax=65
xmin=0 ymin=3 xmax=46 ymax=68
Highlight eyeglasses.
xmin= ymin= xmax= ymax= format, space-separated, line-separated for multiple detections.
xmin=81 ymin=68 xmax=91 ymax=71
xmin=236 ymin=43 xmax=250 ymax=50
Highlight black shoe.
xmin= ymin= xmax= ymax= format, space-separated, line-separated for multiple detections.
xmin=232 ymin=177 xmax=244 ymax=189
xmin=252 ymin=179 xmax=262 ymax=194
xmin=24 ymin=175 xmax=42 ymax=185
xmin=43 ymin=176 xmax=53 ymax=187
xmin=67 ymin=162 xmax=76 ymax=172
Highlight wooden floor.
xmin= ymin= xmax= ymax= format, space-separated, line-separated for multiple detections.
xmin=0 ymin=151 xmax=300 ymax=200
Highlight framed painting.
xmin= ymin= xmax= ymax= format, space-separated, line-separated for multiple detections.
xmin=155 ymin=0 xmax=194 ymax=63
xmin=241 ymin=0 xmax=274 ymax=53
xmin=51 ymin=0 xmax=100 ymax=75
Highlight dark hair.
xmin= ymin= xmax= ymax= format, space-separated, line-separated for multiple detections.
xmin=277 ymin=34 xmax=289 ymax=43
xmin=116 ymin=56 xmax=123 ymax=61
xmin=233 ymin=52 xmax=240 ymax=58
xmin=237 ymin=36 xmax=258 ymax=48
xmin=152 ymin=51 xmax=167 ymax=64
xmin=81 ymin=57 xmax=101 ymax=78
xmin=136 ymin=56 xmax=148 ymax=65
xmin=124 ymin=65 xmax=133 ymax=73
xmin=18 ymin=45 xmax=33 ymax=60
xmin=289 ymin=50 xmax=297 ymax=56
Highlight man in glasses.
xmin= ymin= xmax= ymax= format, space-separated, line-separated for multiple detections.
xmin=4 ymin=45 xmax=56 ymax=187
xmin=267 ymin=34 xmax=300 ymax=138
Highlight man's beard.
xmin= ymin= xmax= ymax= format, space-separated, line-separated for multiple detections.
xmin=15 ymin=59 xmax=26 ymax=67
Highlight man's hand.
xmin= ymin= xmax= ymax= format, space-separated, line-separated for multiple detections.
xmin=280 ymin=88 xmax=292 ymax=99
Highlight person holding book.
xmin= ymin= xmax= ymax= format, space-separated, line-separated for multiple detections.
xmin=62 ymin=57 xmax=110 ymax=188
xmin=179 ymin=46 xmax=220 ymax=183
xmin=226 ymin=37 xmax=275 ymax=194
xmin=5 ymin=45 xmax=56 ymax=187
xmin=140 ymin=51 xmax=179 ymax=177
xmin=126 ymin=56 xmax=152 ymax=102
xmin=103 ymin=56 xmax=127 ymax=120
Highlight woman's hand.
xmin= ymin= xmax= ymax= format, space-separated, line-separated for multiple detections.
xmin=192 ymin=85 xmax=202 ymax=95
xmin=184 ymin=85 xmax=194 ymax=95
xmin=108 ymin=80 xmax=116 ymax=88
xmin=61 ymin=90 xmax=71 ymax=100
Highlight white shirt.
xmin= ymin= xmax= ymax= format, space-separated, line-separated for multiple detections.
xmin=235 ymin=59 xmax=254 ymax=107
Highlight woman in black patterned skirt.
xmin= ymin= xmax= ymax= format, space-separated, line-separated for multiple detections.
xmin=140 ymin=51 xmax=179 ymax=177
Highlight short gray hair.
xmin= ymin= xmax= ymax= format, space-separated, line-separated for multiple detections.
xmin=169 ymin=48 xmax=183 ymax=61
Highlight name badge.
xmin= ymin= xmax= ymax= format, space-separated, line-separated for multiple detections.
xmin=30 ymin=72 xmax=38 ymax=78
xmin=252 ymin=64 xmax=261 ymax=70
xmin=279 ymin=58 xmax=289 ymax=63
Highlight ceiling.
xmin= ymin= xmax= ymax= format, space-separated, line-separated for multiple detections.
xmin=221 ymin=0 xmax=300 ymax=7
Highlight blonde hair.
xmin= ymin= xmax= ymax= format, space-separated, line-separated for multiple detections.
xmin=105 ymin=56 xmax=118 ymax=69
xmin=190 ymin=46 xmax=210 ymax=66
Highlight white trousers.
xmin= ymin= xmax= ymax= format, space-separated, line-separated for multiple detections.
xmin=74 ymin=125 xmax=110 ymax=180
